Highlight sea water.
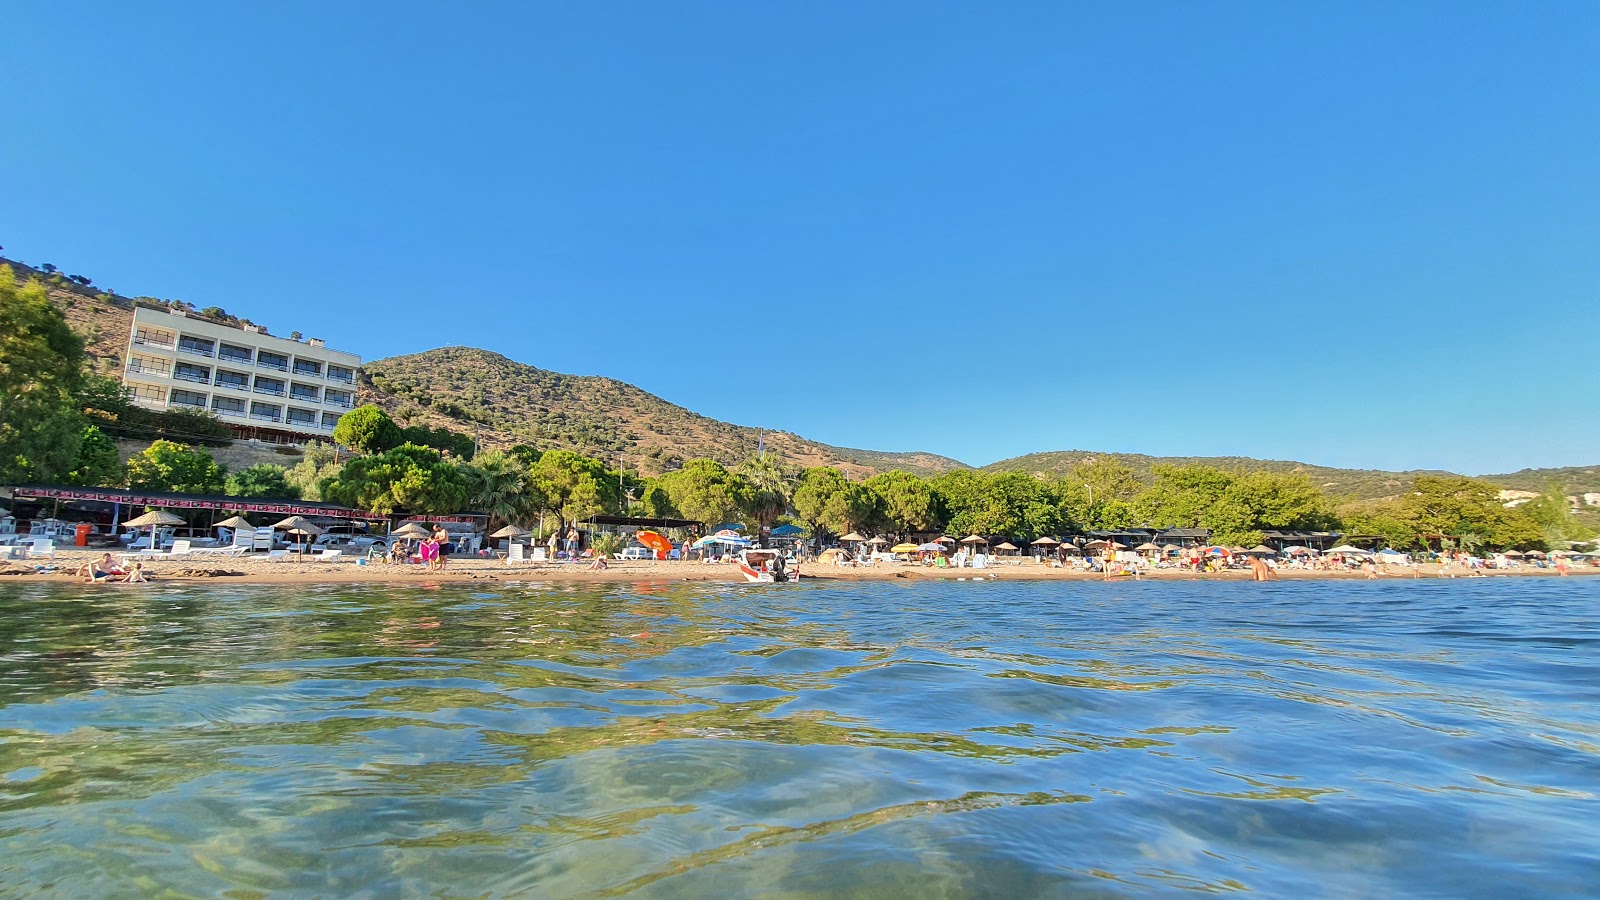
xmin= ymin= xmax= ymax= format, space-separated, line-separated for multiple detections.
xmin=0 ymin=578 xmax=1595 ymax=896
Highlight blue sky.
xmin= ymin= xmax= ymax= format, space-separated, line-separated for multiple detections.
xmin=5 ymin=2 xmax=1597 ymax=474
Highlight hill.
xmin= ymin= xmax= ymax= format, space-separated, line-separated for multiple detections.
xmin=982 ymin=450 xmax=1593 ymax=503
xmin=361 ymin=347 xmax=967 ymax=478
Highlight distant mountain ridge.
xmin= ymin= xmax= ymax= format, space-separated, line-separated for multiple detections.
xmin=7 ymin=257 xmax=1595 ymax=490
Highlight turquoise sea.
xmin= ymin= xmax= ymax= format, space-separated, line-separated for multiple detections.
xmin=0 ymin=578 xmax=1595 ymax=897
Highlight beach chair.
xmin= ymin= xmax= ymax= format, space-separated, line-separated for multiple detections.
xmin=191 ymin=543 xmax=250 ymax=558
xmin=27 ymin=541 xmax=55 ymax=559
xmin=531 ymin=547 xmax=547 ymax=561
xmin=307 ymin=549 xmax=343 ymax=561
xmin=169 ymin=539 xmax=193 ymax=556
xmin=506 ymin=542 xmax=527 ymax=565
xmin=265 ymin=549 xmax=291 ymax=562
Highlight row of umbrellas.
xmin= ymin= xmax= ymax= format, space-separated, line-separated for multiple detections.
xmin=120 ymin=511 xmax=449 ymax=553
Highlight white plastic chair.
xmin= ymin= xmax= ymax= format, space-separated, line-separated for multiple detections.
xmin=27 ymin=540 xmax=55 ymax=558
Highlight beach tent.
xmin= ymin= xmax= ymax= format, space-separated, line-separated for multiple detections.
xmin=1325 ymin=544 xmax=1372 ymax=555
xmin=817 ymin=548 xmax=851 ymax=565
xmin=124 ymin=509 xmax=185 ymax=551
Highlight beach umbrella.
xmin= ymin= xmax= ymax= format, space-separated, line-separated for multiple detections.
xmin=274 ymin=516 xmax=324 ymax=555
xmin=936 ymin=536 xmax=958 ymax=544
xmin=1134 ymin=542 xmax=1161 ymax=551
xmin=770 ymin=524 xmax=803 ymax=537
xmin=392 ymin=522 xmax=432 ymax=538
xmin=1502 ymin=550 xmax=1524 ymax=557
xmin=865 ymin=537 xmax=889 ymax=545
xmin=1108 ymin=542 xmax=1128 ymax=550
xmin=694 ymin=533 xmax=750 ymax=549
xmin=635 ymin=530 xmax=673 ymax=559
xmin=1058 ymin=544 xmax=1082 ymax=555
xmin=124 ymin=509 xmax=185 ymax=551
xmin=960 ymin=534 xmax=987 ymax=545
xmin=890 ymin=542 xmax=919 ymax=554
xmin=994 ymin=542 xmax=1019 ymax=553
xmin=1523 ymin=550 xmax=1547 ymax=558
xmin=215 ymin=515 xmax=253 ymax=530
xmin=1242 ymin=545 xmax=1277 ymax=556
xmin=1325 ymin=544 xmax=1371 ymax=554
xmin=839 ymin=532 xmax=867 ymax=544
xmin=915 ymin=541 xmax=945 ymax=552
xmin=491 ymin=524 xmax=530 ymax=539
xmin=711 ymin=522 xmax=746 ymax=534
xmin=1031 ymin=536 xmax=1060 ymax=546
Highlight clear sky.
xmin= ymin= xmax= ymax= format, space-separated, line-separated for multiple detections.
xmin=5 ymin=2 xmax=1597 ymax=475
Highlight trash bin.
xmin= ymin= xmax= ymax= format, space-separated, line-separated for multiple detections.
xmin=75 ymin=523 xmax=93 ymax=547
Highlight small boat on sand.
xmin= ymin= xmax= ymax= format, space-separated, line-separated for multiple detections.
xmin=737 ymin=548 xmax=800 ymax=583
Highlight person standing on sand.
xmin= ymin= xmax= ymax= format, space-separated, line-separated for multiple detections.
xmin=564 ymin=527 xmax=579 ymax=557
xmin=1556 ymin=556 xmax=1569 ymax=576
xmin=547 ymin=530 xmax=558 ymax=559
xmin=432 ymin=525 xmax=451 ymax=572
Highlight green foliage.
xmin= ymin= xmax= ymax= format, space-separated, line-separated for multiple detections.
xmin=792 ymin=467 xmax=878 ymax=538
xmin=399 ymin=423 xmax=476 ymax=460
xmin=531 ymin=449 xmax=618 ymax=525
xmin=1519 ymin=483 xmax=1596 ymax=544
xmin=737 ymin=456 xmax=792 ymax=528
xmin=333 ymin=405 xmax=403 ymax=454
xmin=864 ymin=470 xmax=942 ymax=534
xmin=284 ymin=442 xmax=344 ymax=501
xmin=930 ymin=470 xmax=1065 ymax=540
xmin=1134 ymin=465 xmax=1334 ymax=546
xmin=125 ymin=440 xmax=225 ymax=494
xmin=320 ymin=443 xmax=470 ymax=515
xmin=1341 ymin=475 xmax=1546 ymax=551
xmin=657 ymin=459 xmax=750 ymax=527
xmin=0 ymin=267 xmax=87 ymax=483
xmin=225 ymin=464 xmax=297 ymax=499
xmin=65 ymin=424 xmax=122 ymax=486
xmin=463 ymin=449 xmax=543 ymax=529
xmin=590 ymin=532 xmax=625 ymax=558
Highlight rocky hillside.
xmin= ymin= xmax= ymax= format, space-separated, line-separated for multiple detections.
xmin=361 ymin=347 xmax=966 ymax=478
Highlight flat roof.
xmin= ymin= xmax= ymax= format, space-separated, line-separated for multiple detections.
xmin=5 ymin=484 xmax=376 ymax=520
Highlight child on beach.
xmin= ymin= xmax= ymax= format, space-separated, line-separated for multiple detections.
xmin=121 ymin=563 xmax=148 ymax=583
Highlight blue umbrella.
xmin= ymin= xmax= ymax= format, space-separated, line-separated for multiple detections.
xmin=771 ymin=524 xmax=803 ymax=537
xmin=711 ymin=522 xmax=746 ymax=533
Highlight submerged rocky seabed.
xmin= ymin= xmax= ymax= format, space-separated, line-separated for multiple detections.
xmin=0 ymin=578 xmax=1596 ymax=896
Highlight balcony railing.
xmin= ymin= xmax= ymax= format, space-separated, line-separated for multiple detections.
xmin=286 ymin=416 xmax=318 ymax=427
xmin=326 ymin=372 xmax=356 ymax=384
xmin=253 ymin=385 xmax=286 ymax=397
xmin=290 ymin=393 xmax=321 ymax=404
xmin=257 ymin=359 xmax=289 ymax=372
xmin=249 ymin=412 xmax=283 ymax=423
xmin=292 ymin=365 xmax=322 ymax=377
xmin=126 ymin=363 xmax=171 ymax=378
xmin=212 ymin=404 xmax=247 ymax=416
xmin=214 ymin=379 xmax=250 ymax=391
xmin=177 ymin=344 xmax=216 ymax=358
xmin=130 ymin=396 xmax=167 ymax=409
xmin=133 ymin=336 xmax=175 ymax=349
xmin=173 ymin=371 xmax=211 ymax=384
xmin=218 ymin=351 xmax=253 ymax=364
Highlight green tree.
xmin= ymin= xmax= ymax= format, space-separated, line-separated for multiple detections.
xmin=125 ymin=440 xmax=225 ymax=493
xmin=1064 ymin=459 xmax=1143 ymax=528
xmin=865 ymin=470 xmax=943 ymax=535
xmin=66 ymin=424 xmax=122 ymax=486
xmin=0 ymin=266 xmax=87 ymax=483
xmin=737 ymin=455 xmax=793 ymax=530
xmin=1520 ymin=482 xmax=1596 ymax=545
xmin=463 ymin=449 xmax=543 ymax=530
xmin=530 ymin=449 xmax=618 ymax=527
xmin=285 ymin=442 xmax=344 ymax=501
xmin=225 ymin=464 xmax=298 ymax=499
xmin=658 ymin=458 xmax=750 ymax=528
xmin=332 ymin=405 xmax=402 ymax=454
xmin=320 ymin=443 xmax=470 ymax=515
xmin=792 ymin=467 xmax=879 ymax=540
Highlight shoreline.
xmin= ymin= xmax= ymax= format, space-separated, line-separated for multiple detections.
xmin=4 ymin=550 xmax=1595 ymax=586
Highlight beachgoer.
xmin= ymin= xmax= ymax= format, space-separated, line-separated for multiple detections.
xmin=546 ymin=531 xmax=559 ymax=558
xmin=420 ymin=536 xmax=439 ymax=570
xmin=588 ymin=553 xmax=608 ymax=571
xmin=564 ymin=527 xmax=579 ymax=556
xmin=80 ymin=553 xmax=121 ymax=583
xmin=432 ymin=525 xmax=451 ymax=571
xmin=121 ymin=563 xmax=148 ymax=583
xmin=1556 ymin=556 xmax=1568 ymax=576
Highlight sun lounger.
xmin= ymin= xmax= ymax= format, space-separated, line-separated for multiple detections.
xmin=506 ymin=543 xmax=528 ymax=565
xmin=27 ymin=541 xmax=56 ymax=559
xmin=190 ymin=544 xmax=251 ymax=557
xmin=169 ymin=539 xmax=192 ymax=556
xmin=265 ymin=549 xmax=291 ymax=562
xmin=306 ymin=549 xmax=343 ymax=561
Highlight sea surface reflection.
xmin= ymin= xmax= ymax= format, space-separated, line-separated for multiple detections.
xmin=0 ymin=578 xmax=1596 ymax=896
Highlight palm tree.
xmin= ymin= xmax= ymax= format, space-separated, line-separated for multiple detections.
xmin=737 ymin=455 xmax=792 ymax=531
xmin=465 ymin=450 xmax=542 ymax=532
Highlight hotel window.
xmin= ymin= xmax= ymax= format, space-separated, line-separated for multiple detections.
xmin=292 ymin=358 xmax=323 ymax=377
xmin=173 ymin=362 xmax=212 ymax=384
xmin=324 ymin=388 xmax=353 ymax=408
xmin=170 ymin=388 xmax=210 ymax=409
xmin=134 ymin=326 xmax=176 ymax=348
xmin=249 ymin=402 xmax=282 ymax=422
xmin=321 ymin=412 xmax=341 ymax=428
xmin=289 ymin=383 xmax=321 ymax=402
xmin=130 ymin=384 xmax=167 ymax=403
xmin=286 ymin=407 xmax=318 ymax=426
xmin=327 ymin=364 xmax=355 ymax=384
xmin=177 ymin=335 xmax=216 ymax=357
xmin=212 ymin=397 xmax=246 ymax=415
xmin=127 ymin=356 xmax=171 ymax=377
xmin=218 ymin=342 xmax=254 ymax=364
xmin=214 ymin=369 xmax=250 ymax=391
xmin=257 ymin=350 xmax=289 ymax=371
xmin=253 ymin=376 xmax=286 ymax=396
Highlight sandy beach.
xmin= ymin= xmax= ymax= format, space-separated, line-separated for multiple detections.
xmin=5 ymin=549 xmax=1594 ymax=587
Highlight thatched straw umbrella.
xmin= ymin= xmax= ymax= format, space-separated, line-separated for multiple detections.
xmin=124 ymin=509 xmax=185 ymax=551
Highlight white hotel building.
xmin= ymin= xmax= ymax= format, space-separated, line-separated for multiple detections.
xmin=122 ymin=306 xmax=361 ymax=443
